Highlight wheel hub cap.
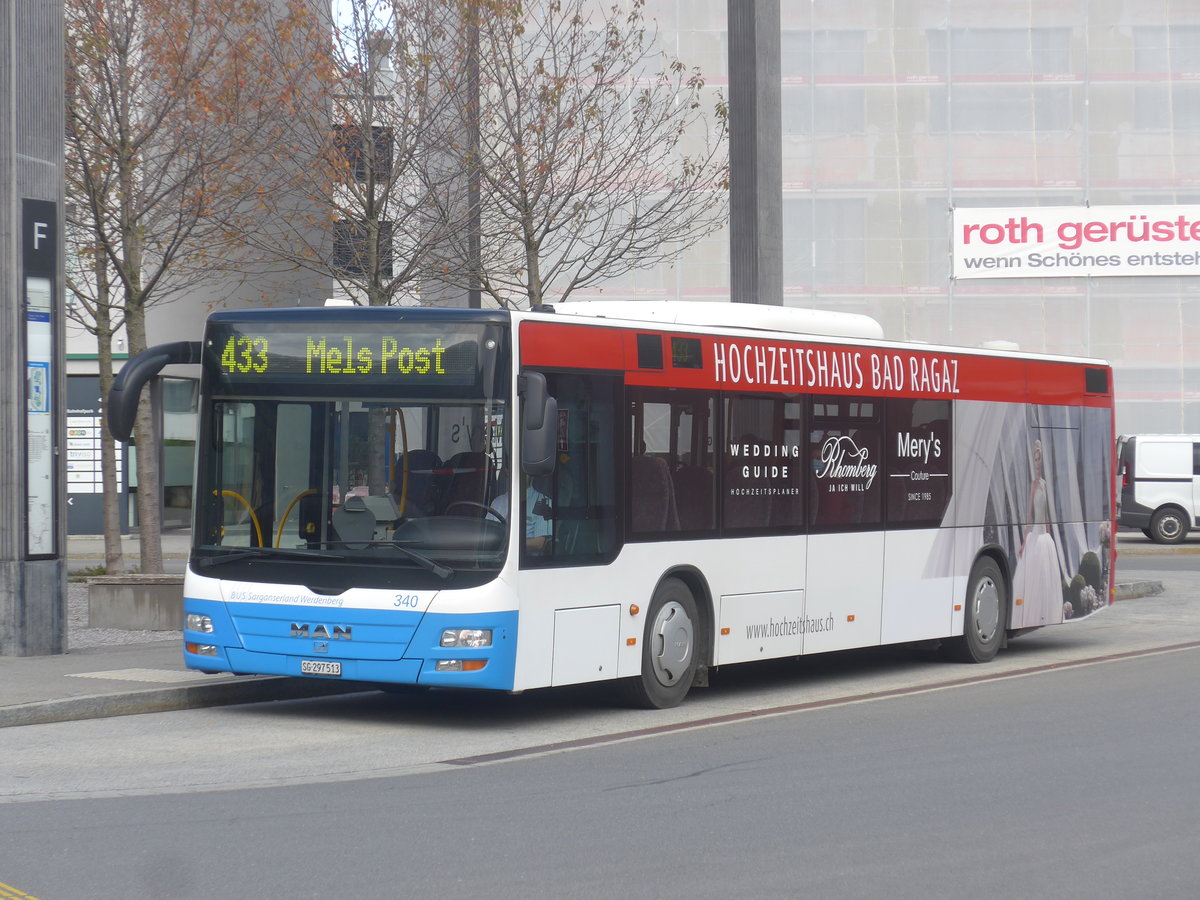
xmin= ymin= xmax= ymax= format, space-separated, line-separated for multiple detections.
xmin=650 ymin=601 xmax=694 ymax=686
xmin=974 ymin=576 xmax=1000 ymax=642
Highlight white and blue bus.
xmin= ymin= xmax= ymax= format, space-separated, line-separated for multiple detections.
xmin=109 ymin=301 xmax=1117 ymax=707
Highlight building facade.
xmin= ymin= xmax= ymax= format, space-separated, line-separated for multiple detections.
xmin=66 ymin=0 xmax=1200 ymax=535
xmin=632 ymin=0 xmax=1200 ymax=435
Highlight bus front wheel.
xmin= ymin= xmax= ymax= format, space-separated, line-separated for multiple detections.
xmin=622 ymin=577 xmax=699 ymax=709
xmin=943 ymin=557 xmax=1006 ymax=663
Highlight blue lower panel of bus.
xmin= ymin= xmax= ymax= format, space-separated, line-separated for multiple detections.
xmin=183 ymin=598 xmax=518 ymax=691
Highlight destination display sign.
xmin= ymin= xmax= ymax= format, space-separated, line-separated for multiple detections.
xmin=205 ymin=324 xmax=482 ymax=391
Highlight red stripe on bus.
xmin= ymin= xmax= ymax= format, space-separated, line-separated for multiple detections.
xmin=520 ymin=321 xmax=626 ymax=369
xmin=519 ymin=320 xmax=1111 ymax=407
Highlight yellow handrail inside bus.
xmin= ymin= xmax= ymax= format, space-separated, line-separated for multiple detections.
xmin=216 ymin=489 xmax=264 ymax=548
xmin=275 ymin=489 xmax=318 ymax=548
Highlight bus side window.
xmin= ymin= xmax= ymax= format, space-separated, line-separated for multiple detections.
xmin=524 ymin=372 xmax=621 ymax=565
xmin=631 ymin=454 xmax=679 ymax=532
xmin=809 ymin=395 xmax=883 ymax=531
xmin=722 ymin=394 xmax=805 ymax=533
xmin=628 ymin=388 xmax=716 ymax=538
xmin=885 ymin=398 xmax=952 ymax=528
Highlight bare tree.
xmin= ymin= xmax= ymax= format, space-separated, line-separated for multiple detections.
xmin=63 ymin=207 xmax=128 ymax=573
xmin=65 ymin=0 xmax=282 ymax=572
xmin=233 ymin=0 xmax=470 ymax=309
xmin=430 ymin=0 xmax=729 ymax=308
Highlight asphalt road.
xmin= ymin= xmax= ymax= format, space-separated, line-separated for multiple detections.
xmin=0 ymin=648 xmax=1196 ymax=899
xmin=2 ymin=577 xmax=1199 ymax=900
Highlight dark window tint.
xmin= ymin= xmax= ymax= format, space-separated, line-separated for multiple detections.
xmin=809 ymin=396 xmax=882 ymax=531
xmin=528 ymin=373 xmax=621 ymax=565
xmin=885 ymin=398 xmax=952 ymax=527
xmin=636 ymin=334 xmax=663 ymax=369
xmin=629 ymin=388 xmax=716 ymax=536
xmin=1085 ymin=368 xmax=1109 ymax=395
xmin=722 ymin=394 xmax=805 ymax=532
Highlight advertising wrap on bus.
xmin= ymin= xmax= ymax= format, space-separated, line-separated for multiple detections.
xmin=109 ymin=302 xmax=1115 ymax=709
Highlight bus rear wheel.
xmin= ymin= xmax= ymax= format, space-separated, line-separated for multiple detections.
xmin=622 ymin=577 xmax=699 ymax=709
xmin=943 ymin=557 xmax=1006 ymax=663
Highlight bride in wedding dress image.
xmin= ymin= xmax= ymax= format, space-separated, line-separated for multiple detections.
xmin=1014 ymin=439 xmax=1065 ymax=626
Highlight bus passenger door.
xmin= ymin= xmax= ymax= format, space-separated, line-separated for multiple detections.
xmin=805 ymin=396 xmax=886 ymax=653
xmin=514 ymin=371 xmax=623 ymax=688
xmin=880 ymin=398 xmax=955 ymax=643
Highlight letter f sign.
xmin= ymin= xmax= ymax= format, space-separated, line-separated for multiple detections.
xmin=33 ymin=221 xmax=48 ymax=250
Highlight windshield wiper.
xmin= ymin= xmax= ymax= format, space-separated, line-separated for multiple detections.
xmin=196 ymin=542 xmax=453 ymax=581
xmin=193 ymin=547 xmax=344 ymax=570
xmin=326 ymin=541 xmax=453 ymax=580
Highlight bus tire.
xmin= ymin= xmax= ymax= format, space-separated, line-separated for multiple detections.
xmin=1149 ymin=507 xmax=1188 ymax=544
xmin=622 ymin=577 xmax=699 ymax=709
xmin=943 ymin=557 xmax=1006 ymax=663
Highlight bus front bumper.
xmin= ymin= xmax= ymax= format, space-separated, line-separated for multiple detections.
xmin=183 ymin=598 xmax=518 ymax=691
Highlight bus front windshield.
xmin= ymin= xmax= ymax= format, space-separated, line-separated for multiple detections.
xmin=194 ymin=396 xmax=511 ymax=584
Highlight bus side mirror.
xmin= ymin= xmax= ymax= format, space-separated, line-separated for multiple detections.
xmin=519 ymin=371 xmax=557 ymax=476
xmin=107 ymin=341 xmax=202 ymax=442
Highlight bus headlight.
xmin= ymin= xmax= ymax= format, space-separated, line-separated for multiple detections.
xmin=186 ymin=614 xmax=213 ymax=634
xmin=435 ymin=659 xmax=487 ymax=672
xmin=186 ymin=643 xmax=218 ymax=657
xmin=440 ymin=628 xmax=492 ymax=648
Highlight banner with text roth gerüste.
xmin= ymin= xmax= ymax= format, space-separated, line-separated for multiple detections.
xmin=953 ymin=205 xmax=1200 ymax=279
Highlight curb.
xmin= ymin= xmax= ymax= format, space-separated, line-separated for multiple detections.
xmin=1114 ymin=580 xmax=1165 ymax=601
xmin=1116 ymin=543 xmax=1200 ymax=556
xmin=0 ymin=676 xmax=372 ymax=729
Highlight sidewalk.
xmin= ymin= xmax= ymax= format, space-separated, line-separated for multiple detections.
xmin=65 ymin=529 xmax=192 ymax=575
xmin=0 ymin=531 xmax=367 ymax=728
xmin=0 ymin=532 xmax=1178 ymax=728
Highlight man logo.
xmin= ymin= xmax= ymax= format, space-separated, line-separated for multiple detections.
xmin=290 ymin=623 xmax=352 ymax=640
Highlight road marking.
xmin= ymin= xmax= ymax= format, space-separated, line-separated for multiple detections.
xmin=440 ymin=640 xmax=1200 ymax=767
xmin=0 ymin=880 xmax=41 ymax=900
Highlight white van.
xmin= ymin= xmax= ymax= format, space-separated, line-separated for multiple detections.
xmin=1117 ymin=434 xmax=1200 ymax=543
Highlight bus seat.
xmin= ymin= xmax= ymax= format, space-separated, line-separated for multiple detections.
xmin=395 ymin=449 xmax=442 ymax=516
xmin=631 ymin=455 xmax=679 ymax=532
xmin=672 ymin=465 xmax=714 ymax=531
xmin=445 ymin=451 xmax=493 ymax=515
xmin=768 ymin=489 xmax=802 ymax=528
xmin=724 ymin=463 xmax=771 ymax=529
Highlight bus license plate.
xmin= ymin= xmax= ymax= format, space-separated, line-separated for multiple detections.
xmin=300 ymin=659 xmax=341 ymax=677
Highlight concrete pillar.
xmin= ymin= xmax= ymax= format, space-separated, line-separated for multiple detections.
xmin=728 ymin=0 xmax=782 ymax=306
xmin=0 ymin=0 xmax=67 ymax=655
